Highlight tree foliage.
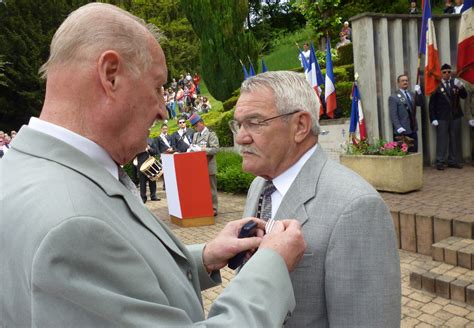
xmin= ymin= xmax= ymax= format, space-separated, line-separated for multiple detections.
xmin=181 ymin=0 xmax=258 ymax=101
xmin=0 ymin=0 xmax=199 ymax=131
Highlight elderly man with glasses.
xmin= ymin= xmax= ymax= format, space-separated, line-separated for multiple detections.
xmin=429 ymin=63 xmax=468 ymax=170
xmin=170 ymin=117 xmax=194 ymax=153
xmin=231 ymin=71 xmax=401 ymax=327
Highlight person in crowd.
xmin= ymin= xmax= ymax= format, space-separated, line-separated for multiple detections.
xmin=187 ymin=81 xmax=197 ymax=107
xmin=0 ymin=3 xmax=307 ymax=326
xmin=454 ymin=0 xmax=464 ymax=13
xmin=341 ymin=21 xmax=351 ymax=39
xmin=171 ymin=78 xmax=177 ymax=91
xmin=298 ymin=42 xmax=310 ymax=68
xmin=166 ymin=87 xmax=176 ymax=119
xmin=443 ymin=0 xmax=455 ymax=13
xmin=177 ymin=74 xmax=185 ymax=88
xmin=336 ymin=32 xmax=351 ymax=49
xmin=170 ymin=117 xmax=194 ymax=152
xmin=186 ymin=72 xmax=192 ymax=82
xmin=0 ymin=134 xmax=7 ymax=158
xmin=200 ymin=96 xmax=212 ymax=113
xmin=10 ymin=130 xmax=17 ymax=139
xmin=409 ymin=1 xmax=419 ymax=14
xmin=429 ymin=63 xmax=468 ymax=170
xmin=193 ymin=72 xmax=201 ymax=94
xmin=175 ymin=85 xmax=185 ymax=113
xmin=188 ymin=113 xmax=219 ymax=216
xmin=389 ymin=74 xmax=424 ymax=152
xmin=232 ymin=71 xmax=400 ymax=327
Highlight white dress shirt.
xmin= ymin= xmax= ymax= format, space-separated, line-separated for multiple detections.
xmin=270 ymin=144 xmax=317 ymax=219
xmin=28 ymin=117 xmax=119 ymax=179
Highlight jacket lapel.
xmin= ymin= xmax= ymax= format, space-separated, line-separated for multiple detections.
xmin=274 ymin=146 xmax=327 ymax=226
xmin=13 ymin=127 xmax=187 ymax=260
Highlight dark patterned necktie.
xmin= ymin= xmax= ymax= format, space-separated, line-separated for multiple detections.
xmin=256 ymin=180 xmax=276 ymax=221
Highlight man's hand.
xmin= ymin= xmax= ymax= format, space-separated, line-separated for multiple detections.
xmin=396 ymin=127 xmax=406 ymax=134
xmin=202 ymin=218 xmax=266 ymax=272
xmin=414 ymin=84 xmax=422 ymax=95
xmin=260 ymin=220 xmax=306 ymax=272
xmin=454 ymin=78 xmax=463 ymax=88
xmin=469 ymin=119 xmax=474 ymax=127
xmin=431 ymin=120 xmax=439 ymax=126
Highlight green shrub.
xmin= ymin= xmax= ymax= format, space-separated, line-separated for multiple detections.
xmin=335 ymin=81 xmax=354 ymax=118
xmin=338 ymin=64 xmax=354 ymax=81
xmin=222 ymin=95 xmax=238 ymax=112
xmin=216 ymin=151 xmax=255 ymax=193
xmin=204 ymin=110 xmax=235 ymax=147
xmin=335 ymin=43 xmax=353 ymax=66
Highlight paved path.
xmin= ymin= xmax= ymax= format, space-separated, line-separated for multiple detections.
xmin=146 ymin=165 xmax=474 ymax=327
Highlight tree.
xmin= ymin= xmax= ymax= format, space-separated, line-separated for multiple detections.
xmin=293 ymin=0 xmax=342 ymax=40
xmin=125 ymin=0 xmax=200 ymax=80
xmin=181 ymin=0 xmax=259 ymax=101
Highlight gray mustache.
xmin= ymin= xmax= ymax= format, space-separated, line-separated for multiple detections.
xmin=238 ymin=145 xmax=259 ymax=156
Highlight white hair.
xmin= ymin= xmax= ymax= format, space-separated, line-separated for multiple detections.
xmin=39 ymin=2 xmax=162 ymax=79
xmin=240 ymin=71 xmax=321 ymax=135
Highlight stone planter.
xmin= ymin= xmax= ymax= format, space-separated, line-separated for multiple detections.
xmin=339 ymin=153 xmax=423 ymax=193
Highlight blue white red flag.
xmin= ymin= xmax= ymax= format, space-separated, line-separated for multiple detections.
xmin=261 ymin=58 xmax=268 ymax=73
xmin=349 ymin=83 xmax=367 ymax=141
xmin=249 ymin=60 xmax=256 ymax=77
xmin=457 ymin=0 xmax=474 ymax=83
xmin=419 ymin=0 xmax=441 ymax=95
xmin=324 ymin=38 xmax=337 ymax=119
xmin=240 ymin=60 xmax=249 ymax=80
xmin=306 ymin=43 xmax=324 ymax=117
xmin=310 ymin=43 xmax=324 ymax=87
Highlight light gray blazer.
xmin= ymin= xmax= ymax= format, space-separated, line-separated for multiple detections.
xmin=243 ymin=146 xmax=401 ymax=327
xmin=191 ymin=127 xmax=219 ymax=175
xmin=0 ymin=126 xmax=295 ymax=327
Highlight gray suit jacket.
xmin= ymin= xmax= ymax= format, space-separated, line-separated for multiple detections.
xmin=389 ymin=90 xmax=423 ymax=135
xmin=191 ymin=127 xmax=219 ymax=175
xmin=0 ymin=127 xmax=295 ymax=327
xmin=243 ymin=146 xmax=401 ymax=327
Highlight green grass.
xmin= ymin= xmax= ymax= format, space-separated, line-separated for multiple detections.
xmin=262 ymin=26 xmax=315 ymax=72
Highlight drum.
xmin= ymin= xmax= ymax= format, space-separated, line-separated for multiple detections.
xmin=140 ymin=156 xmax=163 ymax=181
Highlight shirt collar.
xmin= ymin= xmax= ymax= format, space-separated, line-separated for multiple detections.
xmin=272 ymin=144 xmax=317 ymax=199
xmin=28 ymin=117 xmax=119 ymax=180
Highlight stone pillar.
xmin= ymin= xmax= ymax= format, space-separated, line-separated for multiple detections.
xmin=352 ymin=16 xmax=379 ymax=139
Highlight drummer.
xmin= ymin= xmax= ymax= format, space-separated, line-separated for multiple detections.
xmin=136 ymin=137 xmax=160 ymax=203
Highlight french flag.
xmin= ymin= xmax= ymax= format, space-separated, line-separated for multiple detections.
xmin=457 ymin=0 xmax=473 ymax=83
xmin=349 ymin=82 xmax=367 ymax=141
xmin=419 ymin=0 xmax=441 ymax=95
xmin=306 ymin=43 xmax=325 ymax=117
xmin=324 ymin=37 xmax=337 ymax=119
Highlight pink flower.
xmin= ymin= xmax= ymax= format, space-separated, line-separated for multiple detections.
xmin=383 ymin=142 xmax=397 ymax=150
xmin=401 ymin=143 xmax=408 ymax=152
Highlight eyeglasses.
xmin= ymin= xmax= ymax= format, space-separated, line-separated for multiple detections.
xmin=178 ymin=121 xmax=186 ymax=124
xmin=442 ymin=70 xmax=451 ymax=74
xmin=229 ymin=111 xmax=300 ymax=135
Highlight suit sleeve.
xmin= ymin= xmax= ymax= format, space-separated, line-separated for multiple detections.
xmin=205 ymin=131 xmax=219 ymax=156
xmin=32 ymin=217 xmax=295 ymax=327
xmin=388 ymin=96 xmax=402 ymax=132
xmin=325 ymin=195 xmax=401 ymax=327
xmin=429 ymin=92 xmax=438 ymax=122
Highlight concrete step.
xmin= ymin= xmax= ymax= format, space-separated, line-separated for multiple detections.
xmin=390 ymin=206 xmax=474 ymax=255
xmin=409 ymin=256 xmax=474 ymax=304
xmin=432 ymin=237 xmax=474 ymax=269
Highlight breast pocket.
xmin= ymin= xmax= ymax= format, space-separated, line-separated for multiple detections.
xmin=296 ymin=252 xmax=314 ymax=268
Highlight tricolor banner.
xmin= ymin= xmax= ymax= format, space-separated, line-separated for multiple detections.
xmin=457 ymin=0 xmax=473 ymax=83
xmin=307 ymin=43 xmax=325 ymax=117
xmin=349 ymin=82 xmax=367 ymax=141
xmin=325 ymin=37 xmax=337 ymax=118
xmin=419 ymin=0 xmax=441 ymax=95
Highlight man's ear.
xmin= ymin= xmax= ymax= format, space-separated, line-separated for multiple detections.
xmin=294 ymin=111 xmax=312 ymax=143
xmin=98 ymin=51 xmax=121 ymax=97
